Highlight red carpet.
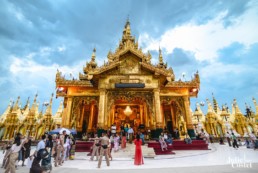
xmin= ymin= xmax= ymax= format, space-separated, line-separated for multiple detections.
xmin=147 ymin=140 xmax=209 ymax=155
xmin=75 ymin=141 xmax=94 ymax=155
xmin=75 ymin=140 xmax=208 ymax=155
xmin=75 ymin=141 xmax=114 ymax=155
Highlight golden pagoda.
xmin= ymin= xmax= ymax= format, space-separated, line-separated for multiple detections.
xmin=194 ymin=97 xmax=258 ymax=137
xmin=55 ymin=20 xmax=200 ymax=137
xmin=0 ymin=94 xmax=63 ymax=140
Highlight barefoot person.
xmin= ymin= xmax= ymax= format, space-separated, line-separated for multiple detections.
xmin=97 ymin=132 xmax=110 ymax=168
xmin=90 ymin=134 xmax=100 ymax=161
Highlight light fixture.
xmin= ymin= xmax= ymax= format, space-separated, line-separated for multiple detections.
xmin=192 ymin=88 xmax=197 ymax=92
xmin=124 ymin=105 xmax=132 ymax=116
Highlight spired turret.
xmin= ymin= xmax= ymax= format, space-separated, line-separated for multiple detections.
xmin=192 ymin=103 xmax=205 ymax=133
xmin=252 ymin=98 xmax=258 ymax=121
xmin=231 ymin=99 xmax=247 ymax=136
xmin=35 ymin=93 xmax=55 ymax=139
xmin=53 ymin=100 xmax=63 ymax=128
xmin=212 ymin=94 xmax=221 ymax=114
xmin=204 ymin=99 xmax=224 ymax=137
xmin=0 ymin=100 xmax=12 ymax=122
xmin=2 ymin=96 xmax=22 ymax=139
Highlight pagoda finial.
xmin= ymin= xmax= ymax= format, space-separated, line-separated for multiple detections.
xmin=233 ymin=98 xmax=242 ymax=114
xmin=206 ymin=98 xmax=214 ymax=113
xmin=34 ymin=93 xmax=38 ymax=103
xmin=45 ymin=93 xmax=54 ymax=115
xmin=12 ymin=96 xmax=20 ymax=111
xmin=123 ymin=17 xmax=131 ymax=38
xmin=212 ymin=93 xmax=220 ymax=113
xmin=158 ymin=47 xmax=165 ymax=67
xmin=89 ymin=48 xmax=97 ymax=68
xmin=252 ymin=97 xmax=258 ymax=115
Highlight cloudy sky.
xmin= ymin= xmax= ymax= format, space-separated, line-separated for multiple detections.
xmin=0 ymin=0 xmax=258 ymax=115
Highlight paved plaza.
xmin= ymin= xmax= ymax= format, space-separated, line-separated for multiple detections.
xmin=0 ymin=143 xmax=257 ymax=173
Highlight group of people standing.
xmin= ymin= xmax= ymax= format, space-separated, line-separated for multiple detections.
xmin=89 ymin=127 xmax=145 ymax=168
xmin=30 ymin=130 xmax=75 ymax=173
xmin=1 ymin=130 xmax=75 ymax=173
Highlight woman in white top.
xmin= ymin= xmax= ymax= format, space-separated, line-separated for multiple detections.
xmin=5 ymin=136 xmax=27 ymax=173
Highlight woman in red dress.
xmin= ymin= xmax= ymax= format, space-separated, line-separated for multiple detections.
xmin=134 ymin=134 xmax=144 ymax=165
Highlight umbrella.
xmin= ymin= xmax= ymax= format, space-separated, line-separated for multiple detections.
xmin=48 ymin=128 xmax=77 ymax=135
xmin=59 ymin=128 xmax=71 ymax=135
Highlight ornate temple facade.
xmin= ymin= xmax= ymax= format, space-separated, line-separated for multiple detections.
xmin=1 ymin=20 xmax=257 ymax=140
xmin=55 ymin=20 xmax=200 ymax=137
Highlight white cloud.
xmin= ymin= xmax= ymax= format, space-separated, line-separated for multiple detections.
xmin=139 ymin=5 xmax=258 ymax=62
xmin=58 ymin=45 xmax=66 ymax=52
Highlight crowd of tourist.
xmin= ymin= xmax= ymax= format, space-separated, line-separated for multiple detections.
xmin=1 ymin=125 xmax=258 ymax=171
xmin=1 ymin=130 xmax=76 ymax=173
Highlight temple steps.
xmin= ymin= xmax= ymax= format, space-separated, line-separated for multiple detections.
xmin=111 ymin=143 xmax=156 ymax=158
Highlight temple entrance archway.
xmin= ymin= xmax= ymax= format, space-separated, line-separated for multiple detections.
xmin=106 ymin=90 xmax=154 ymax=132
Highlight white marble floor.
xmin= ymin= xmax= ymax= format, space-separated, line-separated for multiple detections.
xmin=0 ymin=143 xmax=257 ymax=171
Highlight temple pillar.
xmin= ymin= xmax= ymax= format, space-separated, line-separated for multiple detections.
xmin=160 ymin=104 xmax=165 ymax=127
xmin=183 ymin=96 xmax=195 ymax=138
xmin=97 ymin=89 xmax=106 ymax=129
xmin=104 ymin=93 xmax=109 ymax=130
xmin=140 ymin=105 xmax=143 ymax=124
xmin=87 ymin=103 xmax=95 ymax=131
xmin=62 ymin=97 xmax=72 ymax=128
xmin=170 ymin=105 xmax=176 ymax=129
xmin=154 ymin=89 xmax=163 ymax=129
xmin=143 ymin=102 xmax=149 ymax=128
xmin=151 ymin=89 xmax=163 ymax=138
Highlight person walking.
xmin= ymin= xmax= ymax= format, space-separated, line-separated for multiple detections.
xmin=226 ymin=132 xmax=232 ymax=147
xmin=232 ymin=133 xmax=239 ymax=149
xmin=5 ymin=137 xmax=28 ymax=173
xmin=128 ymin=127 xmax=134 ymax=144
xmin=121 ymin=131 xmax=127 ymax=149
xmin=134 ymin=134 xmax=144 ymax=165
xmin=111 ymin=124 xmax=116 ymax=136
xmin=53 ymin=135 xmax=63 ymax=167
xmin=113 ymin=133 xmax=120 ymax=152
xmin=90 ymin=134 xmax=100 ymax=161
xmin=41 ymin=134 xmax=53 ymax=172
xmin=21 ymin=137 xmax=32 ymax=166
xmin=97 ymin=132 xmax=110 ymax=168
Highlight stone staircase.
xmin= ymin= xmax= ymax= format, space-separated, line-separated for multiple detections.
xmin=111 ymin=143 xmax=156 ymax=158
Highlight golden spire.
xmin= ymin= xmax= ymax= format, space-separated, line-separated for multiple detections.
xmin=0 ymin=100 xmax=12 ymax=122
xmin=23 ymin=97 xmax=30 ymax=117
xmin=123 ymin=17 xmax=131 ymax=37
xmin=252 ymin=97 xmax=258 ymax=115
xmin=193 ymin=103 xmax=204 ymax=122
xmin=159 ymin=47 xmax=164 ymax=65
xmin=55 ymin=100 xmax=63 ymax=118
xmin=45 ymin=93 xmax=54 ymax=115
xmin=89 ymin=48 xmax=97 ymax=68
xmin=30 ymin=93 xmax=38 ymax=112
xmin=220 ymin=104 xmax=230 ymax=120
xmin=233 ymin=98 xmax=242 ymax=114
xmin=212 ymin=93 xmax=220 ymax=114
xmin=12 ymin=96 xmax=20 ymax=112
xmin=206 ymin=98 xmax=214 ymax=113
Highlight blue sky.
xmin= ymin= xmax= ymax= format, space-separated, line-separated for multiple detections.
xmin=0 ymin=0 xmax=258 ymax=115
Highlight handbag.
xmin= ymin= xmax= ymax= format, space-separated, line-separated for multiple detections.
xmin=37 ymin=148 xmax=49 ymax=159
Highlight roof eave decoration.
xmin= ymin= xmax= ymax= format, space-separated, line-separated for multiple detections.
xmin=55 ymin=70 xmax=93 ymax=87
